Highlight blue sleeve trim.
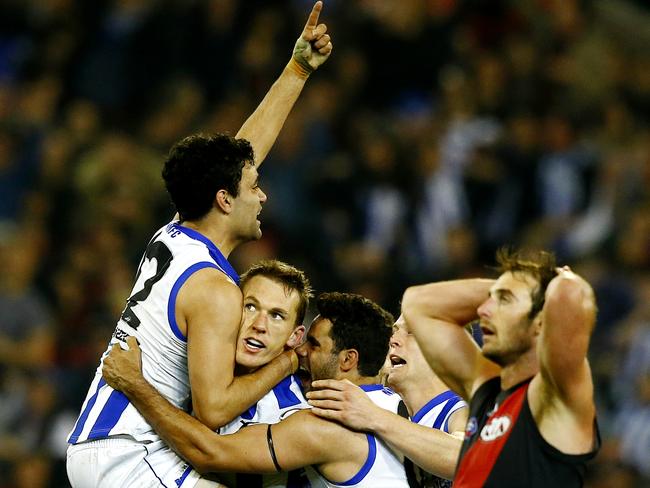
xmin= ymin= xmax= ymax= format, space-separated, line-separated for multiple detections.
xmin=411 ymin=390 xmax=458 ymax=424
xmin=167 ymin=262 xmax=219 ymax=342
xmin=432 ymin=396 xmax=459 ymax=431
xmin=335 ymin=434 xmax=377 ymax=485
xmin=443 ymin=400 xmax=467 ymax=434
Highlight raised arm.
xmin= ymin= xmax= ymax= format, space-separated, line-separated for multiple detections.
xmin=529 ymin=267 xmax=597 ymax=453
xmin=180 ymin=270 xmax=297 ymax=429
xmin=236 ymin=1 xmax=333 ymax=167
xmin=103 ymin=340 xmax=364 ymax=479
xmin=401 ymin=279 xmax=500 ymax=400
xmin=308 ymin=379 xmax=464 ymax=480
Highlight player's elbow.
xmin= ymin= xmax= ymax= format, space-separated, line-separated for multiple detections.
xmin=193 ymin=397 xmax=240 ymax=430
xmin=401 ymin=285 xmax=426 ymax=321
xmin=547 ymin=278 xmax=597 ymax=325
xmin=193 ymin=407 xmax=230 ymax=431
xmin=188 ymin=440 xmax=222 ymax=475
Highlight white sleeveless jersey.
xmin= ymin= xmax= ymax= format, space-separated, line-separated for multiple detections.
xmin=411 ymin=390 xmax=466 ymax=433
xmin=317 ymin=385 xmax=409 ymax=488
xmin=68 ymin=221 xmax=239 ymax=444
xmin=407 ymin=390 xmax=467 ymax=488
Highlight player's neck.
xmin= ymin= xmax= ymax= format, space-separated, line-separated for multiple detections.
xmin=500 ymin=348 xmax=538 ymax=390
xmin=181 ymin=216 xmax=237 ymax=257
xmin=392 ymin=376 xmax=444 ymax=418
xmin=342 ymin=371 xmax=378 ymax=388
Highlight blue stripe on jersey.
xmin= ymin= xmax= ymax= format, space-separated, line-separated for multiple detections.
xmin=273 ymin=375 xmax=302 ymax=409
xmin=68 ymin=378 xmax=107 ymax=443
xmin=432 ymin=395 xmax=458 ymax=431
xmin=170 ymin=223 xmax=240 ymax=285
xmin=359 ymin=384 xmax=384 ymax=393
xmin=86 ymin=389 xmax=131 ymax=439
xmin=411 ymin=390 xmax=457 ymax=424
xmin=240 ymin=403 xmax=257 ymax=420
xmin=337 ymin=434 xmax=377 ymax=486
xmin=167 ymin=261 xmax=219 ymax=341
xmin=442 ymin=398 xmax=463 ymax=433
xmin=175 ymin=464 xmax=193 ymax=487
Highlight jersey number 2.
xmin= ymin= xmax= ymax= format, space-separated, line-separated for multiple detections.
xmin=120 ymin=240 xmax=173 ymax=329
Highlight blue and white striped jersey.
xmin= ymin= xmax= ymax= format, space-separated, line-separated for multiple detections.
xmin=68 ymin=221 xmax=239 ymax=444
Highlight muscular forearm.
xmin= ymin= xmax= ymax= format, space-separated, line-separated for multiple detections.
xmin=235 ymin=62 xmax=308 ymax=166
xmin=402 ymin=279 xmax=493 ymax=328
xmin=120 ymin=375 xmax=223 ymax=474
xmin=372 ymin=410 xmax=462 ymax=480
xmin=194 ymin=351 xmax=297 ymax=429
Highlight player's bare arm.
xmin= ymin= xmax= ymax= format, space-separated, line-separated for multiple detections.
xmin=179 ymin=269 xmax=297 ymax=429
xmin=401 ymin=279 xmax=499 ymax=400
xmin=236 ymin=1 xmax=333 ymax=166
xmin=308 ymin=379 xmax=463 ymax=480
xmin=529 ymin=267 xmax=598 ymax=454
xmin=103 ymin=341 xmax=365 ymax=478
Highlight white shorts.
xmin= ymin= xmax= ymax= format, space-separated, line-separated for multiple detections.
xmin=66 ymin=437 xmax=202 ymax=488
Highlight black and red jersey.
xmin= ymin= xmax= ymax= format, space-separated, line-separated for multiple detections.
xmin=454 ymin=377 xmax=600 ymax=487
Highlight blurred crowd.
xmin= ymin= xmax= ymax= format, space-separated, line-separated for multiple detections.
xmin=0 ymin=0 xmax=649 ymax=486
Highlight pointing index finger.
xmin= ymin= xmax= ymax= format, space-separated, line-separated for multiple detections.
xmin=302 ymin=1 xmax=323 ymax=37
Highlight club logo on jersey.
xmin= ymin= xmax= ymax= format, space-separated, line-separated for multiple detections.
xmin=465 ymin=417 xmax=478 ymax=438
xmin=479 ymin=414 xmax=512 ymax=442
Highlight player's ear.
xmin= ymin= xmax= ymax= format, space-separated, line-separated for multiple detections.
xmin=339 ymin=349 xmax=358 ymax=372
xmin=216 ymin=189 xmax=233 ymax=213
xmin=286 ymin=325 xmax=306 ymax=349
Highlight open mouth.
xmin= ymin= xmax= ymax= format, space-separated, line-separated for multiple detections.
xmin=389 ymin=354 xmax=407 ymax=369
xmin=480 ymin=326 xmax=495 ymax=337
xmin=243 ymin=338 xmax=265 ymax=352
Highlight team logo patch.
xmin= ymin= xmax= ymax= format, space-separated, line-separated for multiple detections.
xmin=465 ymin=417 xmax=478 ymax=438
xmin=479 ymin=414 xmax=512 ymax=442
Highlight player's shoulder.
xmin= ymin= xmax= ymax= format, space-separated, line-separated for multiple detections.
xmin=179 ymin=267 xmax=242 ymax=307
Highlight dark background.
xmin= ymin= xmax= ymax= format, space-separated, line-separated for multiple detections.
xmin=0 ymin=0 xmax=648 ymax=486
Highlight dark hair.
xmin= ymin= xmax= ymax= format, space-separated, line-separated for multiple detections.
xmin=240 ymin=260 xmax=313 ymax=327
xmin=162 ymin=133 xmax=254 ymax=221
xmin=316 ymin=292 xmax=393 ymax=377
xmin=495 ymin=247 xmax=557 ymax=319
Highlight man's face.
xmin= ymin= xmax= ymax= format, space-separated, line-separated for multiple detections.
xmin=230 ymin=164 xmax=267 ymax=241
xmin=236 ymin=275 xmax=304 ymax=372
xmin=477 ymin=271 xmax=539 ymax=366
xmin=296 ymin=317 xmax=339 ymax=392
xmin=385 ymin=316 xmax=431 ymax=391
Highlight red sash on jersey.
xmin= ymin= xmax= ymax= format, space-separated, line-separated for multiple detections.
xmin=453 ymin=382 xmax=529 ymax=487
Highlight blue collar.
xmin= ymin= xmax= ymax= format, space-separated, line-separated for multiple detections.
xmin=170 ymin=223 xmax=240 ymax=285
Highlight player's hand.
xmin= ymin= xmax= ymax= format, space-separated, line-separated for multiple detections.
xmin=306 ymin=379 xmax=380 ymax=431
xmin=281 ymin=349 xmax=300 ymax=374
xmin=293 ymin=1 xmax=333 ymax=73
xmin=102 ymin=336 xmax=145 ymax=393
